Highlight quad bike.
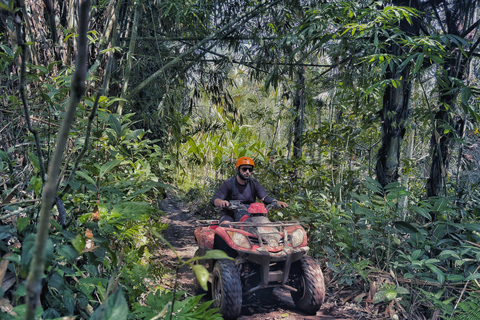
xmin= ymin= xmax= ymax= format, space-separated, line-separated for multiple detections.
xmin=193 ymin=200 xmax=325 ymax=319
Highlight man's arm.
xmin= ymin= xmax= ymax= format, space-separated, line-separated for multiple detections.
xmin=261 ymin=195 xmax=289 ymax=208
xmin=211 ymin=179 xmax=231 ymax=207
xmin=254 ymin=179 xmax=289 ymax=208
xmin=214 ymin=198 xmax=230 ymax=207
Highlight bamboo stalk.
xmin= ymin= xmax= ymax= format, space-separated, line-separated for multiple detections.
xmin=118 ymin=3 xmax=141 ymax=115
xmin=43 ymin=0 xmax=60 ymax=60
xmin=24 ymin=1 xmax=91 ymax=319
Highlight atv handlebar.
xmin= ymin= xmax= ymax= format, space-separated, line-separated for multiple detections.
xmin=266 ymin=200 xmax=280 ymax=211
xmin=226 ymin=200 xmax=248 ymax=210
xmin=218 ymin=200 xmax=280 ymax=212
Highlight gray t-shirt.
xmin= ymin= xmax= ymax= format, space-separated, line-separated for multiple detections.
xmin=211 ymin=177 xmax=268 ymax=206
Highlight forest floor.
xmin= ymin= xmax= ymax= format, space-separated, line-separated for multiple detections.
xmin=156 ymin=195 xmax=370 ymax=320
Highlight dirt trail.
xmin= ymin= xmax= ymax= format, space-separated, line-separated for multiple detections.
xmin=157 ymin=196 xmax=357 ymax=320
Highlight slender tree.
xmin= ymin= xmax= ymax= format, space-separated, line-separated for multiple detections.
xmin=426 ymin=0 xmax=480 ymax=197
xmin=25 ymin=1 xmax=91 ymax=318
xmin=293 ymin=67 xmax=306 ymax=160
xmin=376 ymin=0 xmax=423 ymax=188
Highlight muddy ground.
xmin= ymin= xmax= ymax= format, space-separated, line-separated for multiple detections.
xmin=156 ymin=196 xmax=372 ymax=320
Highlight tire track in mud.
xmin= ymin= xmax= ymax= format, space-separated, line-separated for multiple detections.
xmin=158 ymin=196 xmax=355 ymax=320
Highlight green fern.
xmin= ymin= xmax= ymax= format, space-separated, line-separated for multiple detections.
xmin=132 ymin=290 xmax=223 ymax=319
xmin=455 ymin=297 xmax=480 ymax=320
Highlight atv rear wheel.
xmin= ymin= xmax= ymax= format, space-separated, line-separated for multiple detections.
xmin=290 ymin=255 xmax=325 ymax=315
xmin=212 ymin=259 xmax=242 ymax=319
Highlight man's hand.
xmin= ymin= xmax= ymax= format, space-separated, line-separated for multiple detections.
xmin=277 ymin=201 xmax=289 ymax=208
xmin=214 ymin=199 xmax=230 ymax=208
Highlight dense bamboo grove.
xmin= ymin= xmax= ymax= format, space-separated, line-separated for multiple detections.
xmin=1 ymin=0 xmax=480 ymax=319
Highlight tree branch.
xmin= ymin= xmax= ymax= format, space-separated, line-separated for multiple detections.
xmin=192 ymin=58 xmax=334 ymax=68
xmin=24 ymin=1 xmax=91 ymax=319
xmin=461 ymin=18 xmax=480 ymax=38
xmin=128 ymin=0 xmax=282 ymax=98
xmin=59 ymin=47 xmax=114 ymax=199
xmin=124 ymin=36 xmax=277 ymax=41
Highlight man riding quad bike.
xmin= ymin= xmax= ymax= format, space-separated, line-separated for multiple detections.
xmin=211 ymin=157 xmax=289 ymax=224
xmin=194 ymin=158 xmax=325 ymax=319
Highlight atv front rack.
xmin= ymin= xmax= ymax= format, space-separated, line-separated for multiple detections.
xmin=197 ymin=219 xmax=305 ymax=252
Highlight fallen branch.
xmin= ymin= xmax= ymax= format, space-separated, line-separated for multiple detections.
xmin=0 ymin=199 xmax=40 ymax=208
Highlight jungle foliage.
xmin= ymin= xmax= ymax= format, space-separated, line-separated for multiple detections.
xmin=0 ymin=0 xmax=480 ymax=319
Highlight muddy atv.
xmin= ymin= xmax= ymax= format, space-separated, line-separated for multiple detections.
xmin=193 ymin=200 xmax=325 ymax=319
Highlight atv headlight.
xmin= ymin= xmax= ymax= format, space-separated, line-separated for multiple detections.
xmin=227 ymin=231 xmax=251 ymax=249
xmin=291 ymin=229 xmax=305 ymax=247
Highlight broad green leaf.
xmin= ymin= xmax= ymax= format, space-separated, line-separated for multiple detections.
xmin=193 ymin=264 xmax=209 ymax=291
xmin=72 ymin=233 xmax=86 ymax=254
xmin=16 ymin=217 xmax=29 ymax=233
xmin=89 ymin=288 xmax=128 ymax=320
xmin=124 ymin=129 xmax=144 ymax=140
xmin=373 ymin=291 xmax=387 ymax=304
xmin=14 ymin=284 xmax=26 ymax=297
xmin=438 ymin=250 xmax=460 ymax=260
xmin=465 ymin=273 xmax=480 ymax=281
xmin=57 ymin=244 xmax=80 ymax=263
xmin=20 ymin=234 xmax=36 ymax=275
xmin=108 ymin=115 xmax=122 ymax=137
xmin=0 ymin=2 xmax=12 ymax=12
xmin=105 ymin=97 xmax=128 ymax=107
xmin=432 ymin=197 xmax=450 ymax=212
xmin=411 ymin=249 xmax=422 ymax=260
xmin=99 ymin=159 xmax=122 ymax=178
xmin=395 ymin=286 xmax=409 ymax=295
xmin=384 ymin=289 xmax=397 ymax=301
xmin=413 ymin=53 xmax=424 ymax=74
xmin=395 ymin=221 xmax=421 ymax=234
xmin=64 ymin=290 xmax=76 ymax=314
xmin=446 ymin=274 xmax=464 ymax=282
xmin=411 ymin=206 xmax=431 ymax=220
xmin=76 ymin=170 xmax=96 ymax=185
xmin=426 ymin=264 xmax=445 ymax=284
xmin=364 ymin=177 xmax=382 ymax=194
xmin=29 ymin=176 xmax=43 ymax=196
xmin=28 ymin=152 xmax=40 ymax=174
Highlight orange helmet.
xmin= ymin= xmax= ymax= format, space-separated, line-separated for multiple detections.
xmin=235 ymin=157 xmax=255 ymax=169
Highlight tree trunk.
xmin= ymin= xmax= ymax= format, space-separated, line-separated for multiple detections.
xmin=292 ymin=67 xmax=305 ymax=160
xmin=426 ymin=104 xmax=454 ymax=197
xmin=66 ymin=0 xmax=77 ymax=66
xmin=375 ymin=60 xmax=412 ymax=188
xmin=399 ymin=128 xmax=415 ymax=219
xmin=426 ymin=0 xmax=479 ymax=197
xmin=375 ymin=0 xmax=421 ymax=189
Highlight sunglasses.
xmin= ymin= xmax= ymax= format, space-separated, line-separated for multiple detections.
xmin=240 ymin=167 xmax=253 ymax=173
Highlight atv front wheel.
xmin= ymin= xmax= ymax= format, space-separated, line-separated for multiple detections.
xmin=212 ymin=259 xmax=242 ymax=319
xmin=290 ymin=255 xmax=325 ymax=315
